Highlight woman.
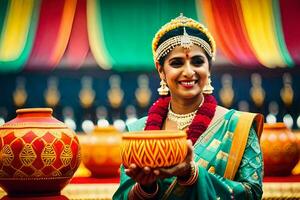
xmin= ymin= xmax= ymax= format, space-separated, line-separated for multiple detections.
xmin=113 ymin=14 xmax=264 ymax=200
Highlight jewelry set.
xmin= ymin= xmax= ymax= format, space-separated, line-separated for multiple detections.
xmin=154 ymin=13 xmax=215 ymax=130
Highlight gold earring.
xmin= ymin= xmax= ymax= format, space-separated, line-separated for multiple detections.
xmin=157 ymin=80 xmax=169 ymax=95
xmin=203 ymin=76 xmax=214 ymax=94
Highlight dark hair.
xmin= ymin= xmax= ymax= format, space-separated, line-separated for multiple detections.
xmin=157 ymin=26 xmax=212 ymax=67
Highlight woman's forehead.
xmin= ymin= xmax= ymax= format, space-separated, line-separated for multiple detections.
xmin=167 ymin=45 xmax=206 ymax=57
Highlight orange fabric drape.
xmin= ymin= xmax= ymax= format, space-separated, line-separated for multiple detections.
xmin=62 ymin=0 xmax=89 ymax=69
xmin=26 ymin=0 xmax=77 ymax=70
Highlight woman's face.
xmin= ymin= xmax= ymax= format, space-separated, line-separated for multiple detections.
xmin=158 ymin=45 xmax=210 ymax=101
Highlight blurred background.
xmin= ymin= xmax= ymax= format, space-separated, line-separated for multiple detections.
xmin=1 ymin=0 xmax=300 ymax=199
xmin=0 ymin=0 xmax=299 ymax=133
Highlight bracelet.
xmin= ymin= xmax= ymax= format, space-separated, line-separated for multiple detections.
xmin=129 ymin=182 xmax=159 ymax=199
xmin=178 ymin=161 xmax=199 ymax=186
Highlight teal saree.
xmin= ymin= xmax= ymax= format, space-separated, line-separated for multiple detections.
xmin=113 ymin=109 xmax=263 ymax=199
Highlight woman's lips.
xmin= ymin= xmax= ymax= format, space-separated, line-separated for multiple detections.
xmin=178 ymin=80 xmax=197 ymax=89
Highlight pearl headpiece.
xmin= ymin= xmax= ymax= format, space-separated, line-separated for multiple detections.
xmin=152 ymin=14 xmax=216 ymax=63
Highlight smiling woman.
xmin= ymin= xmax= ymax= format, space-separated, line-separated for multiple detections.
xmin=158 ymin=45 xmax=209 ymax=108
xmin=113 ymin=14 xmax=264 ymax=200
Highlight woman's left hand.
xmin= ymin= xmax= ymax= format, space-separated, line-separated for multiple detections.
xmin=125 ymin=164 xmax=158 ymax=186
xmin=154 ymin=139 xmax=194 ymax=179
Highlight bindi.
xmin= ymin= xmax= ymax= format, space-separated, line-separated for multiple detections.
xmin=184 ymin=49 xmax=191 ymax=59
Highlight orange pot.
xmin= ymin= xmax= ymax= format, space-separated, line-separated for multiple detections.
xmin=79 ymin=126 xmax=122 ymax=177
xmin=0 ymin=108 xmax=81 ymax=196
xmin=261 ymin=123 xmax=299 ymax=176
xmin=292 ymin=130 xmax=300 ymax=175
xmin=121 ymin=130 xmax=187 ymax=168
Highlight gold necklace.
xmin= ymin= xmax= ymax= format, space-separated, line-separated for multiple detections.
xmin=167 ymin=97 xmax=204 ymax=130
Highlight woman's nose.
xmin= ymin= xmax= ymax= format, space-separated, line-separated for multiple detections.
xmin=182 ymin=63 xmax=195 ymax=77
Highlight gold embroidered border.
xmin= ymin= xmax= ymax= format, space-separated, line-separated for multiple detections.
xmin=1 ymin=122 xmax=67 ymax=128
xmin=224 ymin=112 xmax=263 ymax=180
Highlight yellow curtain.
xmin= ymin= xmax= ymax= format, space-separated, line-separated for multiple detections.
xmin=239 ymin=0 xmax=286 ymax=68
xmin=0 ymin=0 xmax=34 ymax=61
xmin=87 ymin=0 xmax=113 ymax=70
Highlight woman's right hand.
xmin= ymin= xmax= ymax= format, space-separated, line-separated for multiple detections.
xmin=125 ymin=164 xmax=158 ymax=187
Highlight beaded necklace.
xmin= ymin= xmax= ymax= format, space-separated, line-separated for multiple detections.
xmin=145 ymin=94 xmax=217 ymax=144
xmin=167 ymin=96 xmax=204 ymax=130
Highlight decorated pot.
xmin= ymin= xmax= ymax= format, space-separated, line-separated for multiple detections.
xmin=0 ymin=108 xmax=81 ymax=196
xmin=121 ymin=130 xmax=187 ymax=168
xmin=261 ymin=123 xmax=299 ymax=176
xmin=292 ymin=130 xmax=300 ymax=175
xmin=79 ymin=126 xmax=122 ymax=177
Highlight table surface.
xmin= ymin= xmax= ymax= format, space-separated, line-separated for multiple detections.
xmin=0 ymin=176 xmax=300 ymax=200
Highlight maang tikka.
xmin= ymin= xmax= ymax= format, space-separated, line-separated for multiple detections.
xmin=203 ymin=75 xmax=214 ymax=94
xmin=181 ymin=27 xmax=193 ymax=49
xmin=157 ymin=80 xmax=169 ymax=95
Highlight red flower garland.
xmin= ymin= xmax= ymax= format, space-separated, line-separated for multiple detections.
xmin=145 ymin=94 xmax=217 ymax=144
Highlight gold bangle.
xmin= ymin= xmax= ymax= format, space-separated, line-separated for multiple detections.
xmin=178 ymin=161 xmax=199 ymax=186
xmin=131 ymin=182 xmax=159 ymax=199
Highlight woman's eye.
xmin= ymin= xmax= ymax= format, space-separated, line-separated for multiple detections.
xmin=192 ymin=57 xmax=205 ymax=66
xmin=169 ymin=60 xmax=183 ymax=67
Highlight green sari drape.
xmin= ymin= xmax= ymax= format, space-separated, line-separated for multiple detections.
xmin=113 ymin=109 xmax=263 ymax=200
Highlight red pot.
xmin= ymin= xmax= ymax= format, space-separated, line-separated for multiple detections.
xmin=261 ymin=123 xmax=299 ymax=176
xmin=0 ymin=108 xmax=81 ymax=196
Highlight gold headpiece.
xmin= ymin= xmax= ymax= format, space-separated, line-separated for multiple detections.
xmin=152 ymin=14 xmax=216 ymax=63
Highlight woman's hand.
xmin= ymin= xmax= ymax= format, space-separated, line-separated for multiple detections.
xmin=125 ymin=164 xmax=158 ymax=187
xmin=155 ymin=139 xmax=194 ymax=179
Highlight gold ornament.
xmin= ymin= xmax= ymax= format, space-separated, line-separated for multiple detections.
xmin=157 ymin=79 xmax=169 ymax=96
xmin=79 ymin=76 xmax=95 ymax=108
xmin=167 ymin=95 xmax=204 ymax=130
xmin=280 ymin=73 xmax=294 ymax=107
xmin=219 ymin=74 xmax=234 ymax=108
xmin=13 ymin=77 xmax=27 ymax=107
xmin=135 ymin=74 xmax=152 ymax=107
xmin=250 ymin=73 xmax=265 ymax=107
xmin=107 ymin=75 xmax=124 ymax=108
xmin=44 ymin=77 xmax=60 ymax=107
xmin=152 ymin=13 xmax=216 ymax=62
xmin=203 ymin=76 xmax=214 ymax=94
xmin=155 ymin=27 xmax=212 ymax=62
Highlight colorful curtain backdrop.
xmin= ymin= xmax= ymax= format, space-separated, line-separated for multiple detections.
xmin=26 ymin=0 xmax=77 ymax=70
xmin=0 ymin=0 xmax=299 ymax=72
xmin=0 ymin=0 xmax=40 ymax=72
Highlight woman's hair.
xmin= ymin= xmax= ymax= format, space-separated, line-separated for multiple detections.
xmin=157 ymin=26 xmax=213 ymax=67
xmin=152 ymin=14 xmax=216 ymax=69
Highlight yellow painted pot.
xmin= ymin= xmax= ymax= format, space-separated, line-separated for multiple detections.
xmin=121 ymin=130 xmax=187 ymax=168
xmin=79 ymin=126 xmax=122 ymax=177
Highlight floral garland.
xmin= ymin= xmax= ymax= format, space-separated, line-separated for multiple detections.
xmin=144 ymin=94 xmax=217 ymax=144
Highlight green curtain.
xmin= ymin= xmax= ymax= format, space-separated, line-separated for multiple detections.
xmin=0 ymin=0 xmax=9 ymax=38
xmin=272 ymin=0 xmax=294 ymax=67
xmin=99 ymin=0 xmax=198 ymax=71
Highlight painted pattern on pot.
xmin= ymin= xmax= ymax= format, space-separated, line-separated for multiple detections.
xmin=0 ymin=108 xmax=81 ymax=195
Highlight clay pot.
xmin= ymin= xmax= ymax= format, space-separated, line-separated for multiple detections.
xmin=261 ymin=123 xmax=299 ymax=176
xmin=79 ymin=126 xmax=122 ymax=177
xmin=292 ymin=130 xmax=300 ymax=175
xmin=0 ymin=108 xmax=81 ymax=196
xmin=121 ymin=130 xmax=187 ymax=168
